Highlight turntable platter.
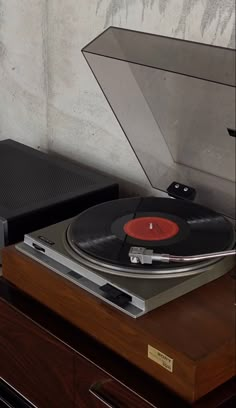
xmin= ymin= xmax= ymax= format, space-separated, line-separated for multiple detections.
xmin=19 ymin=196 xmax=235 ymax=314
xmin=66 ymin=197 xmax=235 ymax=277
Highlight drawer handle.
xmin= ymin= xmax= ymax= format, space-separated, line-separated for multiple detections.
xmin=89 ymin=382 xmax=118 ymax=408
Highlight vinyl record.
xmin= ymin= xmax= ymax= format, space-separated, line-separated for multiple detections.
xmin=66 ymin=197 xmax=235 ymax=269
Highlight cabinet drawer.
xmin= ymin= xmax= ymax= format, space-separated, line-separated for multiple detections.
xmin=75 ymin=354 xmax=153 ymax=408
xmin=0 ymin=299 xmax=74 ymax=408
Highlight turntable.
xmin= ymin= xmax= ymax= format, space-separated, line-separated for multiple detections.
xmin=16 ymin=27 xmax=236 ymax=318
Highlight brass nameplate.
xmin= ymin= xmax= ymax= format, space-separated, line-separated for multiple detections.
xmin=148 ymin=345 xmax=173 ymax=372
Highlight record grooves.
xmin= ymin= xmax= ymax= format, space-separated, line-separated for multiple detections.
xmin=67 ymin=197 xmax=235 ymax=271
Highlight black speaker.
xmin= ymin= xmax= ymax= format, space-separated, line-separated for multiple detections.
xmin=0 ymin=139 xmax=118 ymax=262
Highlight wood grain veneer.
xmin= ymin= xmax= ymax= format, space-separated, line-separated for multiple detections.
xmin=0 ymin=299 xmax=74 ymax=408
xmin=2 ymin=246 xmax=236 ymax=403
xmin=1 ymin=277 xmax=236 ymax=407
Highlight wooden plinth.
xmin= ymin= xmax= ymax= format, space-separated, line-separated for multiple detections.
xmin=2 ymin=246 xmax=236 ymax=403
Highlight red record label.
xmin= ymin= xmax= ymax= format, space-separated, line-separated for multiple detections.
xmin=124 ymin=216 xmax=179 ymax=241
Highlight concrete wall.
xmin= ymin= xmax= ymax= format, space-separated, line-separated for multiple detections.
xmin=0 ymin=0 xmax=235 ymax=193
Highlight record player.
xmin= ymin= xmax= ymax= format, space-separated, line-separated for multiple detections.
xmin=16 ymin=27 xmax=236 ymax=318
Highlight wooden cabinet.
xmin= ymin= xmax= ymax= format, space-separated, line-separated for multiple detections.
xmin=0 ymin=299 xmax=74 ymax=408
xmin=3 ymin=246 xmax=235 ymax=403
xmin=1 ymin=276 xmax=235 ymax=408
xmin=0 ymin=298 xmax=152 ymax=408
xmin=75 ymin=355 xmax=152 ymax=408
